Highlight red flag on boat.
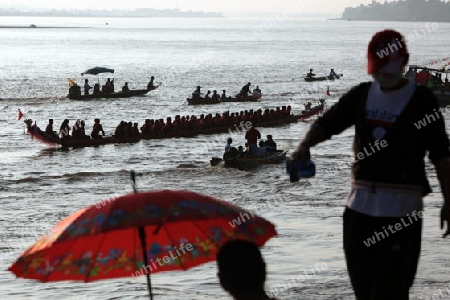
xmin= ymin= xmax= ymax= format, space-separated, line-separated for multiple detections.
xmin=326 ymin=87 xmax=330 ymax=96
xmin=18 ymin=109 xmax=23 ymax=120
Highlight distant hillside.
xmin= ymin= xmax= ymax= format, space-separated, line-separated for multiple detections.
xmin=0 ymin=8 xmax=224 ymax=18
xmin=342 ymin=0 xmax=450 ymax=22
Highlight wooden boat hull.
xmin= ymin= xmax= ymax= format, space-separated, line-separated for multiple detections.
xmin=304 ymin=74 xmax=343 ymax=82
xmin=61 ymin=136 xmax=141 ymax=147
xmin=187 ymin=95 xmax=260 ymax=105
xmin=67 ymin=89 xmax=150 ymax=100
xmin=210 ymin=149 xmax=288 ymax=171
xmin=298 ymin=103 xmax=325 ymax=121
xmin=221 ymin=96 xmax=260 ymax=103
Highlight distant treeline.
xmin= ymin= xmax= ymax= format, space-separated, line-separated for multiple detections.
xmin=0 ymin=8 xmax=224 ymax=18
xmin=342 ymin=0 xmax=450 ymax=22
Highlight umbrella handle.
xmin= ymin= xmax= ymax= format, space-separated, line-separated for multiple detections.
xmin=139 ymin=226 xmax=153 ymax=300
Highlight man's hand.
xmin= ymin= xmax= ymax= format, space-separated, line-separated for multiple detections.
xmin=441 ymin=203 xmax=450 ymax=238
xmin=290 ymin=144 xmax=310 ymax=167
xmin=435 ymin=158 xmax=450 ymax=238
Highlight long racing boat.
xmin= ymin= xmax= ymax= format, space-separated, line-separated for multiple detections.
xmin=66 ymin=79 xmax=160 ymax=100
xmin=298 ymin=102 xmax=326 ymax=121
xmin=23 ymin=105 xmax=324 ymax=149
xmin=67 ymin=88 xmax=151 ymax=100
xmin=186 ymin=94 xmax=261 ymax=105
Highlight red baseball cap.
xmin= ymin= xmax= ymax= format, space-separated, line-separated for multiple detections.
xmin=367 ymin=29 xmax=409 ymax=74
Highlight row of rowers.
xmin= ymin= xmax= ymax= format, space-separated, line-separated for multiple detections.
xmin=45 ymin=106 xmax=292 ymax=140
xmin=138 ymin=106 xmax=292 ymax=136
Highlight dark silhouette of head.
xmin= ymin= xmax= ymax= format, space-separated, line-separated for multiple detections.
xmin=227 ymin=137 xmax=232 ymax=144
xmin=217 ymin=240 xmax=267 ymax=299
xmin=367 ymin=29 xmax=409 ymax=74
xmin=49 ymin=119 xmax=53 ymax=124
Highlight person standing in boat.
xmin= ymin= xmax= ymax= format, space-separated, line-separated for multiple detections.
xmin=239 ymin=82 xmax=251 ymax=99
xmin=45 ymin=119 xmax=54 ymax=134
xmin=83 ymin=79 xmax=92 ymax=95
xmin=290 ymin=29 xmax=450 ymax=300
xmin=329 ymin=69 xmax=338 ymax=77
xmin=225 ymin=137 xmax=233 ymax=153
xmin=306 ymin=69 xmax=316 ymax=78
xmin=91 ymin=118 xmax=105 ymax=139
xmin=147 ymin=76 xmax=156 ymax=91
xmin=221 ymin=89 xmax=227 ymax=99
xmin=245 ymin=121 xmax=261 ymax=157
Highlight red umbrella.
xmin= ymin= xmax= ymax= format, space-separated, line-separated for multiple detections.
xmin=8 ymin=189 xmax=277 ymax=299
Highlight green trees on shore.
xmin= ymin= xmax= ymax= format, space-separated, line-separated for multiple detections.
xmin=342 ymin=0 xmax=450 ymax=22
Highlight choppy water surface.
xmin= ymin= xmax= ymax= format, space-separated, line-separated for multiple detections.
xmin=1 ymin=16 xmax=450 ymax=299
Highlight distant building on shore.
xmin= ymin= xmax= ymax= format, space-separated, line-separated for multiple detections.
xmin=341 ymin=0 xmax=450 ymax=22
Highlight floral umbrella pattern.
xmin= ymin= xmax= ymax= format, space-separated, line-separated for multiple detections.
xmin=9 ymin=190 xmax=277 ymax=282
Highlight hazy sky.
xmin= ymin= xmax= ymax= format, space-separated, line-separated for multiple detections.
xmin=2 ymin=0 xmax=375 ymax=14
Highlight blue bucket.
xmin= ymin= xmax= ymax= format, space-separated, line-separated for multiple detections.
xmin=286 ymin=157 xmax=316 ymax=182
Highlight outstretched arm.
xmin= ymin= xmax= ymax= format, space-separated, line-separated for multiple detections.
xmin=289 ymin=82 xmax=368 ymax=166
xmin=435 ymin=158 xmax=450 ymax=237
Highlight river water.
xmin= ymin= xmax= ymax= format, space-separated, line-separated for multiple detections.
xmin=1 ymin=16 xmax=450 ymax=300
